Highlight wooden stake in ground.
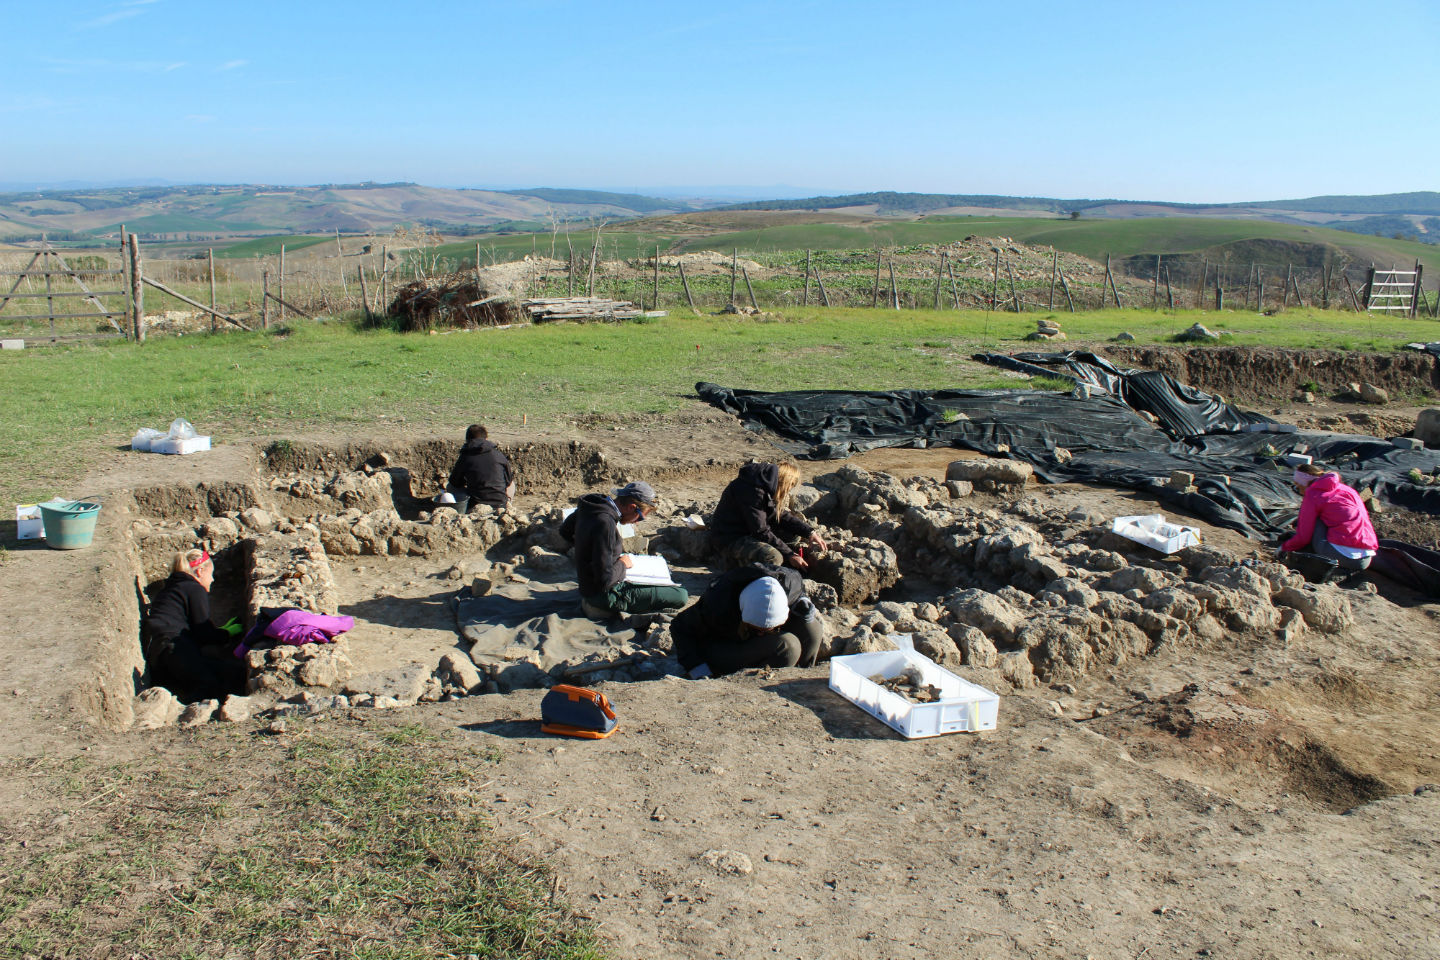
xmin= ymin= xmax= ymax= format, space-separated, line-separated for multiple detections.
xmin=889 ymin=259 xmax=899 ymax=310
xmin=1152 ymin=255 xmax=1160 ymax=309
xmin=358 ymin=266 xmax=372 ymax=322
xmin=804 ymin=249 xmax=811 ymax=307
xmin=129 ymin=234 xmax=145 ymax=342
xmin=947 ymin=257 xmax=961 ymax=309
xmin=1283 ymin=263 xmax=1293 ymax=308
xmin=208 ymin=248 xmax=217 ymax=333
xmin=729 ymin=249 xmax=737 ymax=306
xmin=1058 ymin=266 xmax=1075 ymax=312
xmin=990 ymin=249 xmax=999 ymax=310
xmin=677 ymin=261 xmax=696 ymax=310
xmin=1343 ymin=273 xmax=1362 ymax=311
xmin=812 ymin=265 xmax=831 ymax=307
xmin=1103 ymin=254 xmax=1122 ymax=308
xmin=1006 ymin=260 xmax=1021 ymax=313
xmin=1289 ymin=269 xmax=1305 ymax=308
xmin=872 ymin=249 xmax=881 ymax=308
xmin=1051 ymin=251 xmax=1060 ymax=310
xmin=1164 ymin=265 xmax=1175 ymax=309
xmin=262 ymin=269 xmax=270 ymax=329
xmin=653 ymin=245 xmax=660 ymax=311
xmin=934 ymin=256 xmax=943 ymax=309
xmin=742 ymin=266 xmax=759 ymax=310
xmin=278 ymin=244 xmax=286 ymax=321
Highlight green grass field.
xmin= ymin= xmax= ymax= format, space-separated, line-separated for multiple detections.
xmin=216 ymin=235 xmax=333 ymax=259
xmin=4 ymin=305 xmax=1439 ymax=504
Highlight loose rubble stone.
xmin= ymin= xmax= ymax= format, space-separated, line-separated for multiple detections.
xmin=1101 ymin=566 xmax=1177 ymax=595
xmin=1359 ymin=383 xmax=1389 ymax=405
xmin=133 ymin=687 xmax=183 ymax=729
xmin=1416 ymin=409 xmax=1440 ymax=449
xmin=945 ymin=459 xmax=1034 ymax=489
xmin=218 ymin=694 xmax=269 ymax=722
xmin=700 ymin=849 xmax=754 ymax=876
xmin=239 ymin=507 xmax=276 ymax=533
xmin=437 ymin=652 xmax=483 ymax=694
xmin=178 ymin=699 xmax=218 ymax=728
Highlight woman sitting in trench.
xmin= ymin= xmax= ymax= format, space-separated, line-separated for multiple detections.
xmin=143 ymin=549 xmax=246 ymax=701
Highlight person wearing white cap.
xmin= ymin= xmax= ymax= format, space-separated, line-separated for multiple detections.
xmin=560 ymin=480 xmax=689 ymax=619
xmin=670 ymin=563 xmax=825 ymax=678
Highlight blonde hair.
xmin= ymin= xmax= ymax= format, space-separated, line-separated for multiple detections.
xmin=774 ymin=462 xmax=801 ymax=511
xmin=173 ymin=548 xmax=210 ymax=576
xmin=1297 ymin=463 xmax=1325 ymax=477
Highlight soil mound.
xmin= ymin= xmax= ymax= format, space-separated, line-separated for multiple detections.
xmin=1105 ymin=345 xmax=1440 ymax=403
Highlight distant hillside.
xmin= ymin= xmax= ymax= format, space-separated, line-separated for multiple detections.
xmin=0 ymin=182 xmax=719 ymax=242
xmin=722 ymin=190 xmax=1440 ymax=244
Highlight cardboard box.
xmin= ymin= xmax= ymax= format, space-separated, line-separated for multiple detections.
xmin=829 ymin=636 xmax=1000 ymax=739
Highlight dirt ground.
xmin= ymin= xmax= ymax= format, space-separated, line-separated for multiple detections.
xmin=4 ymin=400 xmax=1440 ymax=958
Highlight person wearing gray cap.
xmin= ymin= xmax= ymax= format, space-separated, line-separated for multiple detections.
xmin=669 ymin=563 xmax=824 ymax=678
xmin=559 ymin=480 xmax=689 ymax=619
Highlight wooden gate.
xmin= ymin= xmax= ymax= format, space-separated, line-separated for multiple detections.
xmin=1362 ymin=265 xmax=1424 ymax=316
xmin=0 ymin=238 xmax=128 ymax=341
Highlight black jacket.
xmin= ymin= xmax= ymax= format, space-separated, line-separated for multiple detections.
xmin=670 ymin=563 xmax=805 ymax=669
xmin=559 ymin=494 xmax=625 ymax=597
xmin=709 ymin=462 xmax=813 ymax=560
xmin=144 ymin=572 xmax=226 ymax=653
xmin=447 ymin=438 xmax=513 ymax=507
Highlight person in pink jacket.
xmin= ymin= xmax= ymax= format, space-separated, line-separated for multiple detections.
xmin=1280 ymin=464 xmax=1379 ymax=571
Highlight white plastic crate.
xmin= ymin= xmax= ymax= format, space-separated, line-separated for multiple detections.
xmin=829 ymin=636 xmax=999 ymax=739
xmin=151 ymin=435 xmax=211 ymax=455
xmin=1110 ymin=513 xmax=1200 ymax=554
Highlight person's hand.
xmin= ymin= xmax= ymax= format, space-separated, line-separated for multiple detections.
xmin=220 ymin=617 xmax=243 ymax=638
xmin=620 ymin=555 xmax=634 ymax=569
xmin=786 ymin=551 xmax=809 ymax=571
xmin=807 ymin=531 xmax=827 ymax=554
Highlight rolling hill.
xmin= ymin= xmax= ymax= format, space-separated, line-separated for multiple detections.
xmin=0 ymin=183 xmax=717 ymax=243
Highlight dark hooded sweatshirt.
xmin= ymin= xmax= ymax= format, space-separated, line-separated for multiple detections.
xmin=559 ymin=494 xmax=625 ymax=597
xmin=144 ymin=572 xmax=227 ymax=652
xmin=447 ymin=438 xmax=514 ymax=507
xmin=709 ymin=462 xmax=813 ymax=561
xmin=670 ymin=563 xmax=806 ymax=670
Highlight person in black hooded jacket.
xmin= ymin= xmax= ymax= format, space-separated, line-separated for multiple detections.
xmin=444 ymin=424 xmax=514 ymax=513
xmin=143 ymin=548 xmax=246 ymax=701
xmin=710 ymin=461 xmax=826 ymax=571
xmin=559 ymin=481 xmax=689 ymax=619
xmin=670 ymin=563 xmax=824 ymax=678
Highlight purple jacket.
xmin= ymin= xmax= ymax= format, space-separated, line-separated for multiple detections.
xmin=265 ymin=610 xmax=355 ymax=645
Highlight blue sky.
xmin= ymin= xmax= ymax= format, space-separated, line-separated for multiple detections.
xmin=2 ymin=0 xmax=1436 ymax=202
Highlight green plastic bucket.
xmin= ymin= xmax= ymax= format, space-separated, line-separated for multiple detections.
xmin=39 ymin=500 xmax=101 ymax=550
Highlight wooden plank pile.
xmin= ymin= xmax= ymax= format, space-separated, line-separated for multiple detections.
xmin=523 ymin=297 xmax=667 ymax=323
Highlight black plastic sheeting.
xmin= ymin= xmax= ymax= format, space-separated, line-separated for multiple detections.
xmin=695 ymin=382 xmax=1172 ymax=460
xmin=696 ymin=379 xmax=1440 ymax=541
xmin=972 ymin=351 xmax=1272 ymax=439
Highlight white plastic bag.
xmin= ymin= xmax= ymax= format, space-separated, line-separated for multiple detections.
xmin=132 ymin=427 xmax=164 ymax=451
xmin=167 ymin=418 xmax=197 ymax=440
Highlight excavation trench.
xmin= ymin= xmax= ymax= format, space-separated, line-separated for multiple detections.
xmin=89 ymin=436 xmax=1435 ymax=811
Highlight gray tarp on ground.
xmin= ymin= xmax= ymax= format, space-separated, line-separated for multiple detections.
xmin=454 ymin=572 xmax=640 ymax=687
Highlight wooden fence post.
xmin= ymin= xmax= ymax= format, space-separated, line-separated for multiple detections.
xmin=678 ymin=261 xmax=696 ymax=310
xmin=1283 ymin=263 xmax=1293 ymax=308
xmin=278 ymin=244 xmax=286 ymax=321
xmin=742 ymin=266 xmax=759 ymax=310
xmin=653 ymin=245 xmax=660 ymax=311
xmin=1102 ymin=254 xmax=1112 ymax=307
xmin=871 ymin=249 xmax=881 ymax=308
xmin=262 ymin=269 xmax=270 ymax=329
xmin=1050 ymin=250 xmax=1058 ymax=310
xmin=729 ymin=249 xmax=737 ymax=306
xmin=947 ymin=257 xmax=961 ymax=309
xmin=208 ymin=248 xmax=217 ymax=333
xmin=1152 ymin=255 xmax=1160 ymax=309
xmin=1411 ymin=261 xmax=1424 ymax=318
xmin=1164 ymin=266 xmax=1175 ymax=309
xmin=889 ymin=260 xmax=900 ymax=310
xmin=990 ymin=250 xmax=999 ymax=309
xmin=128 ymin=233 xmax=145 ymax=342
xmin=934 ymin=256 xmax=943 ymax=309
xmin=812 ymin=265 xmax=831 ymax=307
xmin=804 ymin=249 xmax=811 ymax=306
xmin=1058 ymin=267 xmax=1075 ymax=312
xmin=358 ymin=266 xmax=372 ymax=322
xmin=1006 ymin=260 xmax=1021 ymax=312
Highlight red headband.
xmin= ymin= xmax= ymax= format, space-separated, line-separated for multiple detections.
xmin=188 ymin=550 xmax=210 ymax=569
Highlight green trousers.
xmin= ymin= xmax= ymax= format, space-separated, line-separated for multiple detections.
xmin=585 ymin=581 xmax=689 ymax=617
